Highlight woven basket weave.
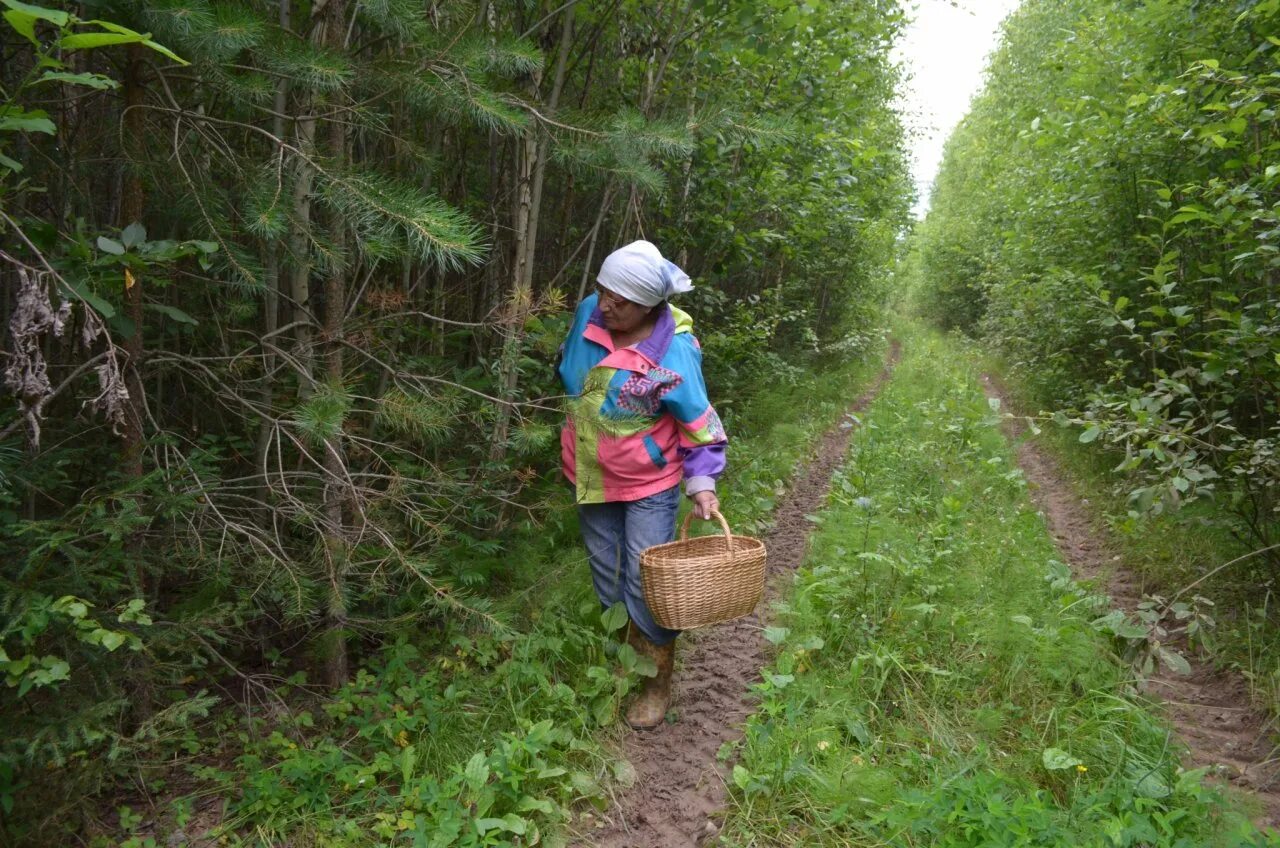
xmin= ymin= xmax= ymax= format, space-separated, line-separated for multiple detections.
xmin=640 ymin=509 xmax=767 ymax=630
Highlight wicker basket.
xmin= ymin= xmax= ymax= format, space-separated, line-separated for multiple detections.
xmin=640 ymin=509 xmax=767 ymax=630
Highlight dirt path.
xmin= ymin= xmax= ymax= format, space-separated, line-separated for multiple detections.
xmin=982 ymin=374 xmax=1280 ymax=827
xmin=576 ymin=344 xmax=900 ymax=848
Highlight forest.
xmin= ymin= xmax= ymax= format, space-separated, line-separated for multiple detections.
xmin=1 ymin=0 xmax=1279 ymax=845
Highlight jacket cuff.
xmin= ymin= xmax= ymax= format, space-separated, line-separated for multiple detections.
xmin=685 ymin=476 xmax=716 ymax=496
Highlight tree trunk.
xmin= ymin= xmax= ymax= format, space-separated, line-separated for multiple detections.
xmin=488 ymin=132 xmax=536 ymax=462
xmin=318 ymin=0 xmax=351 ymax=689
xmin=488 ymin=5 xmax=574 ymax=462
xmin=288 ymin=109 xmax=317 ymax=392
xmin=254 ymin=0 xmax=293 ymax=518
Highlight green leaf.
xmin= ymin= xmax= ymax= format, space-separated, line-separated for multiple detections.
xmin=59 ymin=31 xmax=146 ymax=50
xmin=55 ymin=597 xmax=88 ymax=619
xmin=633 ymin=654 xmax=657 ymax=678
xmin=96 ymin=236 xmax=124 ymax=255
xmin=0 ymin=151 xmax=23 ymax=172
xmin=121 ymin=221 xmax=146 ymax=248
xmin=1157 ymin=647 xmax=1191 ymax=676
xmin=4 ymin=9 xmax=38 ymax=44
xmin=0 ymin=107 xmax=55 ymax=135
xmin=79 ymin=19 xmax=186 ymax=64
xmin=600 ymin=602 xmax=629 ymax=633
xmin=591 ymin=694 xmax=615 ymax=726
xmin=1 ymin=0 xmax=67 ymax=26
xmin=96 ymin=630 xmax=126 ymax=651
xmin=1134 ymin=770 xmax=1171 ymax=798
xmin=60 ymin=279 xmax=115 ymax=318
xmin=463 ymin=751 xmax=489 ymax=790
xmin=763 ymin=626 xmax=790 ymax=645
xmin=35 ymin=71 xmax=118 ymax=90
xmin=610 ymin=758 xmax=637 ymax=787
xmin=1112 ymin=622 xmax=1150 ymax=640
xmin=616 ymin=643 xmax=638 ymax=673
xmin=1078 ymin=425 xmax=1101 ymax=444
xmin=844 ymin=718 xmax=872 ymax=746
xmin=732 ymin=764 xmax=751 ymax=789
xmin=1041 ymin=747 xmax=1082 ymax=770
xmin=401 ymin=744 xmax=416 ymax=785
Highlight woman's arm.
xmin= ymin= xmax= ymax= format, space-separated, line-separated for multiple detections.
xmin=660 ymin=337 xmax=728 ymax=517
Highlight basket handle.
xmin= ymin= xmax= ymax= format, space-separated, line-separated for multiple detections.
xmin=680 ymin=507 xmax=734 ymax=557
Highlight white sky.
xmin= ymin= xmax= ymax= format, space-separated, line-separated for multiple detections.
xmin=893 ymin=0 xmax=1021 ymax=217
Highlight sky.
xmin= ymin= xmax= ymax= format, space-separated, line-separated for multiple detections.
xmin=893 ymin=0 xmax=1021 ymax=217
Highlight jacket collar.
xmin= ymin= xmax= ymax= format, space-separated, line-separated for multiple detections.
xmin=585 ymin=303 xmax=676 ymax=369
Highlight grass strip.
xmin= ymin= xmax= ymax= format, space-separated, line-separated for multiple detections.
xmin=718 ymin=326 xmax=1275 ymax=847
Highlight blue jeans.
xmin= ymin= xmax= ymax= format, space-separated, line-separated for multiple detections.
xmin=577 ymin=485 xmax=682 ymax=645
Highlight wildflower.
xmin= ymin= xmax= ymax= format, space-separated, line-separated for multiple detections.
xmin=817 ymin=741 xmax=830 ymax=751
xmin=1076 ymin=764 xmax=1087 ymax=774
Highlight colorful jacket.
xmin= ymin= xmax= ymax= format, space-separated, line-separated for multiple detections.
xmin=558 ymin=294 xmax=727 ymax=504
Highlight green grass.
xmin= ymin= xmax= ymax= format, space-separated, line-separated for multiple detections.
xmin=983 ymin=353 xmax=1280 ymax=721
xmin=718 ymin=326 xmax=1275 ymax=847
xmin=99 ymin=341 xmax=890 ymax=848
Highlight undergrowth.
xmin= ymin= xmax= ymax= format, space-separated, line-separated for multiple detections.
xmin=719 ymin=327 xmax=1275 ymax=847
xmin=87 ymin=340 xmax=888 ymax=847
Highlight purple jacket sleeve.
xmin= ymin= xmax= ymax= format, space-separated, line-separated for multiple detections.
xmin=678 ymin=443 xmax=726 ymax=495
xmin=660 ymin=335 xmax=727 ymax=495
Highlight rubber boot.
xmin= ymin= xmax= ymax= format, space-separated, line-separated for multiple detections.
xmin=625 ymin=627 xmax=675 ymax=730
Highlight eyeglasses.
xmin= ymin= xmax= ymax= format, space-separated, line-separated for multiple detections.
xmin=595 ymin=285 xmax=638 ymax=309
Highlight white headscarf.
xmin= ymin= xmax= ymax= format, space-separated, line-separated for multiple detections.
xmin=596 ymin=240 xmax=693 ymax=307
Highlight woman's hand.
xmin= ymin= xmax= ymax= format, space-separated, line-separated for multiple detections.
xmin=692 ymin=490 xmax=719 ymax=520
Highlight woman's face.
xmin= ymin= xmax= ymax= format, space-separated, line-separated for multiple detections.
xmin=596 ymin=285 xmax=650 ymax=334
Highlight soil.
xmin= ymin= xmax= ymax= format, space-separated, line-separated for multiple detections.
xmin=982 ymin=373 xmax=1280 ymax=828
xmin=578 ymin=343 xmax=901 ymax=848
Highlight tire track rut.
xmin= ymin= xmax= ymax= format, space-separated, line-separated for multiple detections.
xmin=982 ymin=373 xmax=1280 ymax=828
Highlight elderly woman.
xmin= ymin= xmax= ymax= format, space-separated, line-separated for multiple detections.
xmin=558 ymin=241 xmax=728 ymax=729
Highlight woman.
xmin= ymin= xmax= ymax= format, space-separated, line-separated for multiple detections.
xmin=558 ymin=240 xmax=727 ymax=730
